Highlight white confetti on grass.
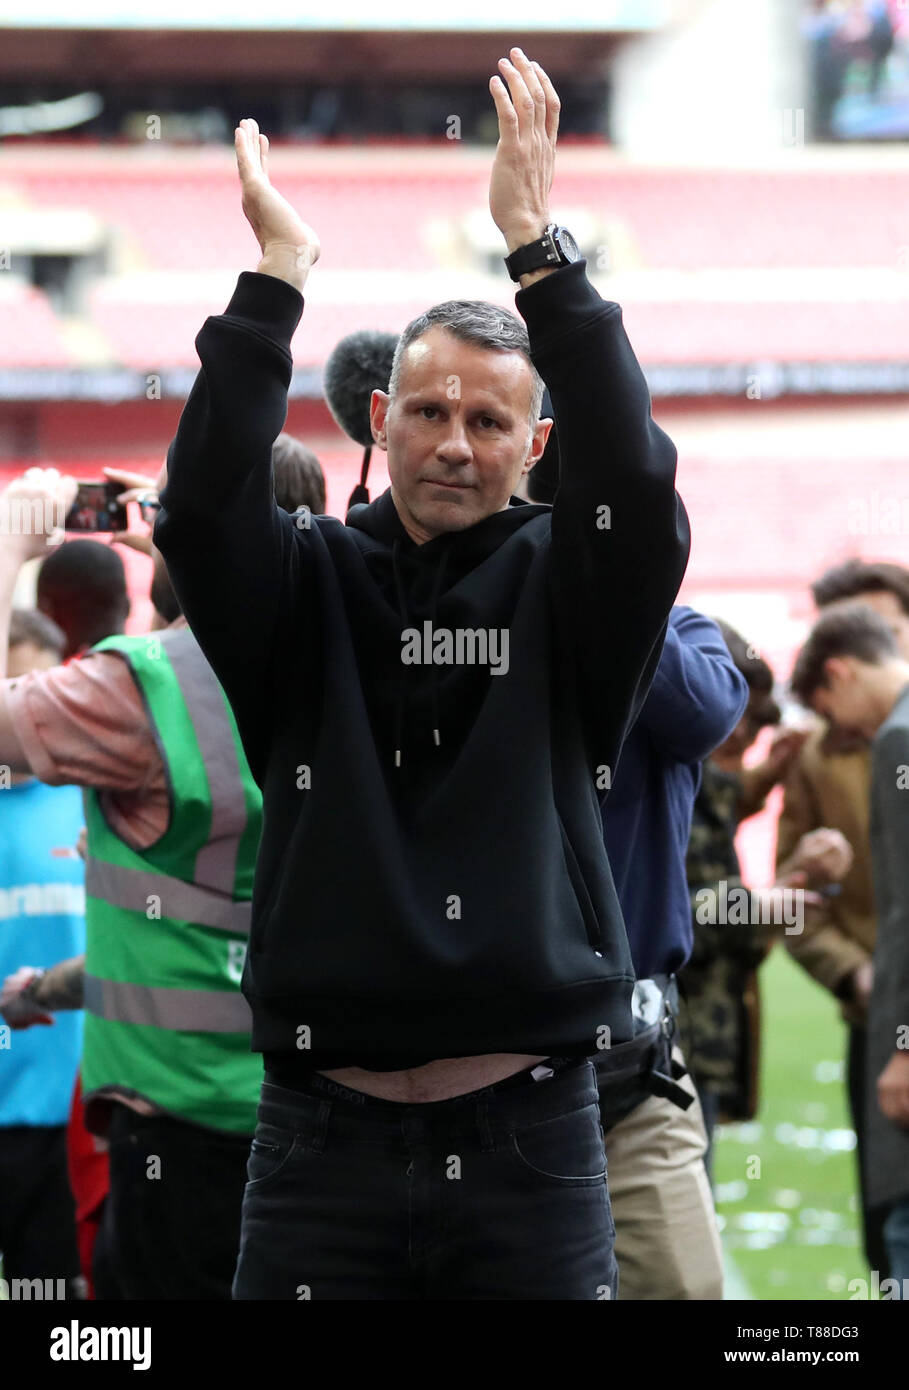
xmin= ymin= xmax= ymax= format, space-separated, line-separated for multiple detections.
xmin=773 ymin=1123 xmax=856 ymax=1152
xmin=715 ymin=1180 xmax=749 ymax=1203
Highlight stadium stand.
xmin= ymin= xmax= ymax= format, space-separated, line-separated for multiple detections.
xmin=3 ymin=146 xmax=909 ymax=368
xmin=0 ymin=279 xmax=73 ymax=367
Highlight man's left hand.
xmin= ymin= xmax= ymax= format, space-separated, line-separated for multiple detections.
xmin=878 ymin=1050 xmax=909 ymax=1129
xmin=489 ymin=48 xmax=560 ymax=254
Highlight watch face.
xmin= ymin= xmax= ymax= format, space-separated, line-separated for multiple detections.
xmin=553 ymin=227 xmax=581 ymax=263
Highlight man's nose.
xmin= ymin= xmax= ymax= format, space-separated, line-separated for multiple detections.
xmin=436 ymin=417 xmax=473 ymax=464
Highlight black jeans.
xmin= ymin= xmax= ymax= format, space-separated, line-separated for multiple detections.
xmin=0 ymin=1125 xmax=82 ymax=1297
xmin=92 ymin=1104 xmax=252 ymax=1300
xmin=233 ymin=1060 xmax=617 ymax=1300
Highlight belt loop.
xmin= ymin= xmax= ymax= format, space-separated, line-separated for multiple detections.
xmin=307 ymin=1098 xmax=331 ymax=1155
xmin=476 ymin=1095 xmax=495 ymax=1154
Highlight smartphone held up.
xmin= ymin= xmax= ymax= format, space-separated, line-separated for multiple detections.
xmin=64 ymin=481 xmax=128 ymax=533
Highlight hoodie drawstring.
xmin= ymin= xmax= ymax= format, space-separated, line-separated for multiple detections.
xmin=392 ymin=538 xmax=408 ymax=768
xmin=427 ymin=544 xmax=451 ymax=752
xmin=391 ymin=536 xmax=451 ymax=769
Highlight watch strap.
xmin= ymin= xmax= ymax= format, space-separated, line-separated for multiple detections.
xmin=505 ymin=225 xmax=563 ymax=282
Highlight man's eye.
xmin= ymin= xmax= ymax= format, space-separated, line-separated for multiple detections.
xmin=478 ymin=416 xmax=499 ymax=430
xmin=420 ymin=406 xmax=439 ymax=420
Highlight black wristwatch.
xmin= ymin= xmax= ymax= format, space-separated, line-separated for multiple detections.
xmin=504 ymin=224 xmax=581 ymax=282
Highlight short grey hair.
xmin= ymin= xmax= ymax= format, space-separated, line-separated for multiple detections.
xmin=388 ymin=300 xmax=545 ymax=427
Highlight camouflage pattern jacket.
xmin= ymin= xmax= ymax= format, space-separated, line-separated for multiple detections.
xmin=678 ymin=760 xmax=766 ymax=1119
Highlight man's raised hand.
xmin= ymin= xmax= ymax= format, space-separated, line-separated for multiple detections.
xmin=488 ymin=49 xmax=560 ymax=257
xmin=235 ymin=118 xmax=320 ymax=292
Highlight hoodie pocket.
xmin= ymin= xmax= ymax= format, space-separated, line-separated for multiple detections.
xmin=557 ymin=815 xmax=607 ymax=957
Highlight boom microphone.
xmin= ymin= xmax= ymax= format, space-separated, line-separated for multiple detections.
xmin=322 ymin=330 xmax=399 ymax=514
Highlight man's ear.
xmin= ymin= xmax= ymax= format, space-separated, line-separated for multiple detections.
xmin=823 ymin=655 xmax=852 ymax=688
xmin=370 ymin=390 xmax=390 ymax=452
xmin=521 ymin=417 xmax=553 ymax=476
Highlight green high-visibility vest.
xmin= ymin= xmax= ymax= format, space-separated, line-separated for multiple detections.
xmin=81 ymin=627 xmax=263 ymax=1133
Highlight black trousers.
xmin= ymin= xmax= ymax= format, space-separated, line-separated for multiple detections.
xmin=92 ymin=1104 xmax=252 ymax=1300
xmin=847 ymin=1023 xmax=891 ymax=1278
xmin=233 ymin=1059 xmax=617 ymax=1301
xmin=0 ymin=1124 xmax=82 ymax=1297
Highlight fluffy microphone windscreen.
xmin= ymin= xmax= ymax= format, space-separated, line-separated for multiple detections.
xmin=323 ymin=330 xmax=400 ymax=447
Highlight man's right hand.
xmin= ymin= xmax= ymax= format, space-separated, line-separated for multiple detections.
xmin=784 ymin=827 xmax=854 ymax=886
xmin=0 ymin=967 xmax=54 ymax=1029
xmin=0 ymin=468 xmax=78 ymax=564
xmin=235 ymin=118 xmax=320 ymax=293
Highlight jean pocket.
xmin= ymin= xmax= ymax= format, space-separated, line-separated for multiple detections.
xmin=507 ymin=1103 xmax=608 ymax=1188
xmin=245 ymin=1121 xmax=298 ymax=1192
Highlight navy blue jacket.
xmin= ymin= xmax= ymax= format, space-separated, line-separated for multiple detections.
xmin=600 ymin=606 xmax=748 ymax=979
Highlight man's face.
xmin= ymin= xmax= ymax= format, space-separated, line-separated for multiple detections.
xmin=850 ymin=590 xmax=909 ymax=661
xmin=809 ymin=657 xmax=879 ymax=739
xmin=370 ymin=327 xmax=551 ymax=545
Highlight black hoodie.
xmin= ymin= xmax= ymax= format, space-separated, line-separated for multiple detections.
xmin=155 ymin=260 xmax=690 ymax=1069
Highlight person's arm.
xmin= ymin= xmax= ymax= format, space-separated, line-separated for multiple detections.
xmin=520 ymin=270 xmax=689 ymax=768
xmin=0 ymin=674 xmax=31 ymax=774
xmin=490 ymin=60 xmax=689 ymax=772
xmin=154 ymin=119 xmax=322 ymax=779
xmin=736 ymin=728 xmax=811 ymax=820
xmin=5 ymin=651 xmax=166 ymax=797
xmin=3 ymin=643 xmax=170 ymax=845
xmin=0 ymin=469 xmax=78 ymax=772
xmin=0 ymin=957 xmax=84 ymax=1029
xmin=635 ymin=608 xmax=748 ymax=763
xmin=32 ymin=955 xmax=85 ymax=1011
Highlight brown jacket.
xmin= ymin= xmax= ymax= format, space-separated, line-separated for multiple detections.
xmin=775 ymin=724 xmax=875 ymax=1024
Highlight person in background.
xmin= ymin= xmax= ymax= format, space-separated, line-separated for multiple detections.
xmin=523 ymin=402 xmax=749 ymax=1298
xmin=790 ymin=602 xmax=909 ymax=1289
xmin=778 ymin=558 xmax=909 ymax=1276
xmin=36 ymin=530 xmax=132 ymax=1297
xmin=36 ymin=540 xmax=129 ymax=661
xmin=0 ymin=451 xmax=325 ymax=1299
xmin=597 ymin=604 xmax=747 ymax=1300
xmin=270 ymin=433 xmax=327 ymax=516
xmin=0 ymin=608 xmax=87 ymax=1300
xmin=679 ymin=621 xmax=852 ymax=1177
